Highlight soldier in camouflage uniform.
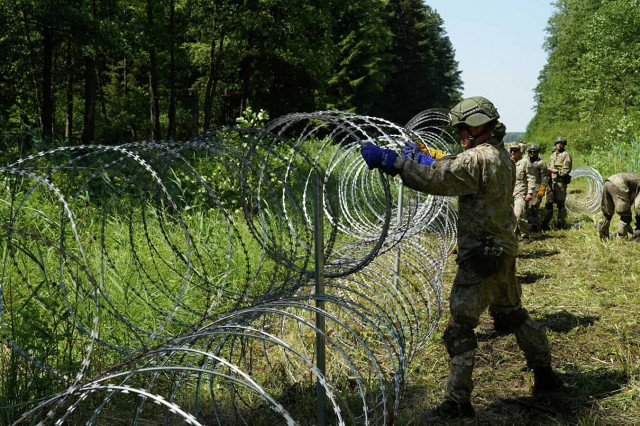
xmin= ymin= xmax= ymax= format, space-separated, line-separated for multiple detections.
xmin=361 ymin=97 xmax=562 ymax=420
xmin=542 ymin=136 xmax=572 ymax=230
xmin=597 ymin=172 xmax=640 ymax=240
xmin=526 ymin=144 xmax=550 ymax=232
xmin=510 ymin=143 xmax=536 ymax=243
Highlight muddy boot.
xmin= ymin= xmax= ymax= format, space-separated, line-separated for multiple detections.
xmin=618 ymin=215 xmax=633 ymax=238
xmin=533 ymin=365 xmax=564 ymax=395
xmin=424 ymin=399 xmax=475 ymax=420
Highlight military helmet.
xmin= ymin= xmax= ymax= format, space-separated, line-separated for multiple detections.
xmin=554 ymin=136 xmax=567 ymax=145
xmin=527 ymin=143 xmax=540 ymax=153
xmin=449 ymin=96 xmax=500 ymax=128
xmin=508 ymin=143 xmax=521 ymax=152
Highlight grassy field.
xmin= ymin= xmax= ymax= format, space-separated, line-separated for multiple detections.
xmin=398 ymin=214 xmax=640 ymax=425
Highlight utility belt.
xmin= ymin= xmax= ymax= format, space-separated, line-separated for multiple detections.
xmin=460 ymin=236 xmax=506 ymax=278
xmin=554 ymin=174 xmax=571 ymax=184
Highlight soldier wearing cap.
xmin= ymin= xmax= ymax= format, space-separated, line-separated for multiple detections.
xmin=509 ymin=143 xmax=536 ymax=242
xmin=360 ymin=96 xmax=562 ymax=420
xmin=526 ymin=144 xmax=550 ymax=232
xmin=542 ymin=136 xmax=572 ymax=229
xmin=598 ymin=172 xmax=640 ymax=240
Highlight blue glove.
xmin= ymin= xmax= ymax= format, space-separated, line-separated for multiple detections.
xmin=402 ymin=142 xmax=421 ymax=159
xmin=402 ymin=142 xmax=435 ymax=166
xmin=415 ymin=153 xmax=435 ymax=166
xmin=361 ymin=142 xmax=399 ymax=175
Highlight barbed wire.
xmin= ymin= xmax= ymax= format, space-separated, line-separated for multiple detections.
xmin=567 ymin=165 xmax=604 ymax=215
xmin=1 ymin=112 xmax=606 ymax=424
xmin=0 ymin=110 xmax=459 ymax=425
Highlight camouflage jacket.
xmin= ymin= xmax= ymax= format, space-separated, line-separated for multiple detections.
xmin=513 ymin=157 xmax=536 ymax=198
xmin=393 ymin=138 xmax=517 ymax=260
xmin=530 ymin=157 xmax=550 ymax=192
xmin=606 ymin=172 xmax=640 ymax=201
xmin=549 ymin=150 xmax=572 ymax=181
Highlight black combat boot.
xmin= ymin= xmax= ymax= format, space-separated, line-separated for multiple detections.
xmin=533 ymin=365 xmax=564 ymax=394
xmin=424 ymin=399 xmax=475 ymax=420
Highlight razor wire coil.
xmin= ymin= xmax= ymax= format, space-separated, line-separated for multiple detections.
xmin=1 ymin=110 xmax=455 ymax=424
xmin=566 ymin=165 xmax=604 ymax=215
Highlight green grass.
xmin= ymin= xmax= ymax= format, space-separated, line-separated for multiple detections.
xmin=397 ymin=215 xmax=640 ymax=425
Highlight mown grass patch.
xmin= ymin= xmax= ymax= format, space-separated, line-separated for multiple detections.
xmin=398 ymin=215 xmax=640 ymax=425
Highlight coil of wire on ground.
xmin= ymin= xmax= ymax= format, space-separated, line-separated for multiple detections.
xmin=566 ymin=165 xmax=604 ymax=215
xmin=1 ymin=110 xmax=458 ymax=425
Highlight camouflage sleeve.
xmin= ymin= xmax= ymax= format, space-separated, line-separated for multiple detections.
xmin=393 ymin=151 xmax=479 ymax=196
xmin=558 ymin=153 xmax=572 ymax=176
xmin=526 ymin=161 xmax=536 ymax=194
xmin=540 ymin=160 xmax=550 ymax=186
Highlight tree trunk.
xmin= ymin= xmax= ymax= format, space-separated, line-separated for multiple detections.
xmin=147 ymin=0 xmax=161 ymax=140
xmin=166 ymin=0 xmax=176 ymax=140
xmin=96 ymin=64 xmax=111 ymax=126
xmin=65 ymin=42 xmax=73 ymax=141
xmin=41 ymin=12 xmax=54 ymax=139
xmin=189 ymin=82 xmax=199 ymax=137
xmin=82 ymin=55 xmax=97 ymax=144
xmin=203 ymin=9 xmax=217 ymax=130
xmin=123 ymin=56 xmax=137 ymax=138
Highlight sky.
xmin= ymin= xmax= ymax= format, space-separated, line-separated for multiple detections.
xmin=426 ymin=1 xmax=557 ymax=132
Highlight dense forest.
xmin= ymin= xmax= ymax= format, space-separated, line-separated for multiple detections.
xmin=527 ymin=0 xmax=640 ymax=154
xmin=0 ymin=0 xmax=462 ymax=154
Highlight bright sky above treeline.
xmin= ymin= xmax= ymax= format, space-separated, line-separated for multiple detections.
xmin=426 ymin=1 xmax=556 ymax=132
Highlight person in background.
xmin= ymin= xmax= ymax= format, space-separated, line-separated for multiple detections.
xmin=598 ymin=172 xmax=640 ymax=240
xmin=541 ymin=136 xmax=572 ymax=230
xmin=526 ymin=143 xmax=549 ymax=232
xmin=360 ymin=96 xmax=563 ymax=420
xmin=510 ymin=143 xmax=536 ymax=243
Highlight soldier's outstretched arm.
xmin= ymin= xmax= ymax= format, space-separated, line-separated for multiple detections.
xmin=393 ymin=151 xmax=479 ymax=197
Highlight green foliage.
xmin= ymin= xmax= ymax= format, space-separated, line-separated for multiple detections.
xmin=581 ymin=137 xmax=640 ymax=179
xmin=372 ymin=0 xmax=462 ymax=124
xmin=528 ymin=0 xmax=640 ymax=156
xmin=504 ymin=132 xmax=525 ymax=143
xmin=235 ymin=105 xmax=270 ymax=128
xmin=0 ymin=0 xmax=461 ymax=148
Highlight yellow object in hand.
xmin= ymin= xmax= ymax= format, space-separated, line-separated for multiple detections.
xmin=417 ymin=142 xmax=448 ymax=159
xmin=537 ymin=184 xmax=547 ymax=198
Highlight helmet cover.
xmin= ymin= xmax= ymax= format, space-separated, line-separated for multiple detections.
xmin=449 ymin=96 xmax=500 ymax=128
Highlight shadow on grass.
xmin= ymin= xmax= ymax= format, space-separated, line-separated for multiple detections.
xmin=518 ymin=249 xmax=560 ymax=259
xmin=517 ymin=271 xmax=545 ymax=285
xmin=534 ymin=309 xmax=600 ymax=333
xmin=484 ymin=367 xmax=628 ymax=425
xmin=530 ymin=234 xmax=560 ymax=242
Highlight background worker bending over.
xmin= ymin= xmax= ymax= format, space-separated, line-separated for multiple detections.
xmin=598 ymin=172 xmax=640 ymax=240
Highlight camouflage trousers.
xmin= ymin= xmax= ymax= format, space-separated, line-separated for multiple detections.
xmin=543 ymin=180 xmax=568 ymax=226
xmin=513 ymin=196 xmax=530 ymax=237
xmin=444 ymin=255 xmax=551 ymax=404
xmin=527 ymin=193 xmax=543 ymax=231
xmin=597 ymin=180 xmax=640 ymax=238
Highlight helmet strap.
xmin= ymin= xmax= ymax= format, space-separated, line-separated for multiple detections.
xmin=470 ymin=130 xmax=492 ymax=147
